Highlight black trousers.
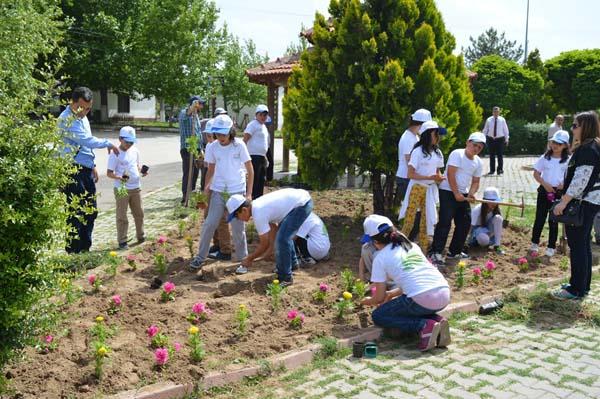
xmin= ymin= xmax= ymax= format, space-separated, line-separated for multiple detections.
xmin=251 ymin=155 xmax=267 ymax=199
xmin=295 ymin=236 xmax=312 ymax=260
xmin=64 ymin=166 xmax=98 ymax=253
xmin=430 ymin=190 xmax=471 ymax=255
xmin=531 ymin=185 xmax=562 ymax=249
xmin=180 ymin=148 xmax=200 ymax=200
xmin=565 ymin=201 xmax=600 ymax=297
xmin=487 ymin=136 xmax=506 ymax=173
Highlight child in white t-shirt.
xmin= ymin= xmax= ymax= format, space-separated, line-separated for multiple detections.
xmin=530 ymin=130 xmax=570 ymax=257
xmin=106 ymin=126 xmax=147 ymax=249
xmin=244 ymin=105 xmax=270 ymax=199
xmin=294 ymin=212 xmax=330 ymax=264
xmin=398 ymin=121 xmax=445 ymax=250
xmin=469 ymin=187 xmax=504 ymax=253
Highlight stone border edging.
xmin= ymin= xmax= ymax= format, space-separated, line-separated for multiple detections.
xmin=109 ymin=263 xmax=600 ymax=398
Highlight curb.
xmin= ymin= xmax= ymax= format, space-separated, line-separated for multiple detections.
xmin=109 ymin=264 xmax=600 ymax=399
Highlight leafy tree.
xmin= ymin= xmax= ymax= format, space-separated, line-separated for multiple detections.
xmin=471 ymin=55 xmax=546 ymax=122
xmin=284 ymin=0 xmax=480 ymax=215
xmin=284 ymin=24 xmax=310 ymax=56
xmin=463 ymin=27 xmax=524 ymax=67
xmin=0 ymin=0 xmax=73 ymax=381
xmin=216 ymin=32 xmax=267 ymax=124
xmin=545 ymin=49 xmax=600 ymax=113
xmin=525 ymin=48 xmax=545 ymax=77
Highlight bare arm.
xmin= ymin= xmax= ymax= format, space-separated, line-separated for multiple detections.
xmin=203 ymin=163 xmax=215 ymax=194
xmin=243 ymin=133 xmax=251 ymax=144
xmin=533 ymin=170 xmax=555 ymax=192
xmin=446 ymin=165 xmax=466 ymax=202
xmin=242 ymin=232 xmax=271 ymax=267
xmin=467 ymin=176 xmax=480 ymax=200
xmin=360 ymin=282 xmax=387 ymax=306
xmin=244 ymin=160 xmax=254 ymax=199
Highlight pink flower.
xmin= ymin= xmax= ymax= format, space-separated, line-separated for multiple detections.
xmin=126 ymin=254 xmax=136 ymax=262
xmin=319 ymin=283 xmax=329 ymax=293
xmin=154 ymin=348 xmax=169 ymax=365
xmin=530 ymin=251 xmax=539 ymax=258
xmin=472 ymin=267 xmax=482 ymax=276
xmin=111 ymin=295 xmax=122 ymax=306
xmin=299 ymin=313 xmax=305 ymax=323
xmin=88 ymin=274 xmax=96 ymax=285
xmin=157 ymin=235 xmax=167 ymax=244
xmin=371 ymin=286 xmax=377 ymax=295
xmin=518 ymin=257 xmax=528 ymax=265
xmin=147 ymin=325 xmax=159 ymax=338
xmin=192 ymin=302 xmax=211 ymax=315
xmin=163 ymin=281 xmax=175 ymax=293
xmin=485 ymin=260 xmax=496 ymax=271
xmin=174 ymin=342 xmax=182 ymax=352
xmin=45 ymin=335 xmax=53 ymax=344
xmin=287 ymin=309 xmax=299 ymax=320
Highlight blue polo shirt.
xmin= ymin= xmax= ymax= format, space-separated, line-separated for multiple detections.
xmin=58 ymin=106 xmax=112 ymax=169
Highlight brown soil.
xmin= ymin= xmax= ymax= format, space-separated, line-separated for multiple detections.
xmin=5 ymin=188 xmax=568 ymax=398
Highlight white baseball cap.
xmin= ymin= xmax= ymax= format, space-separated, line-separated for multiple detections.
xmin=214 ymin=107 xmax=227 ymax=116
xmin=210 ymin=114 xmax=234 ymax=134
xmin=226 ymin=194 xmax=247 ymax=222
xmin=119 ymin=126 xmax=137 ymax=143
xmin=550 ymin=130 xmax=569 ymax=145
xmin=411 ymin=109 xmax=432 ymax=123
xmin=255 ymin=104 xmax=269 ymax=114
xmin=483 ymin=187 xmax=502 ymax=203
xmin=468 ymin=132 xmax=487 ymax=145
xmin=202 ymin=118 xmax=214 ymax=134
xmin=361 ymin=214 xmax=394 ymax=243
xmin=418 ymin=120 xmax=447 ymax=135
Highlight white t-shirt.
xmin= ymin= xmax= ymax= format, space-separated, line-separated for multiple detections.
xmin=408 ymin=147 xmax=444 ymax=185
xmin=533 ymin=155 xmax=569 ymax=188
xmin=371 ymin=243 xmax=449 ymax=298
xmin=396 ymin=130 xmax=419 ymax=178
xmin=470 ymin=204 xmax=497 ymax=227
xmin=439 ymin=149 xmax=483 ymax=193
xmin=252 ymin=188 xmax=311 ymax=235
xmin=244 ymin=119 xmax=269 ymax=156
xmin=107 ymin=147 xmax=141 ymax=189
xmin=205 ymin=138 xmax=251 ymax=193
xmin=296 ymin=212 xmax=330 ymax=260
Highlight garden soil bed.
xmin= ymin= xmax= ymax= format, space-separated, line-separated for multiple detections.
xmin=5 ymin=188 xmax=569 ymax=398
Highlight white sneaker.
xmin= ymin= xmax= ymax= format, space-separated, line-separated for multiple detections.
xmin=235 ymin=265 xmax=248 ymax=274
xmin=430 ymin=253 xmax=445 ymax=265
xmin=545 ymin=248 xmax=555 ymax=257
xmin=530 ymin=243 xmax=539 ymax=252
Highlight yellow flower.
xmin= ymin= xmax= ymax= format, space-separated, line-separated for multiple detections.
xmin=457 ymin=260 xmax=467 ymax=269
xmin=239 ymin=304 xmax=247 ymax=310
xmin=95 ymin=316 xmax=104 ymax=323
xmin=272 ymin=279 xmax=279 ymax=285
xmin=342 ymin=291 xmax=353 ymax=300
xmin=97 ymin=346 xmax=107 ymax=357
xmin=109 ymin=251 xmax=118 ymax=257
xmin=188 ymin=326 xmax=199 ymax=335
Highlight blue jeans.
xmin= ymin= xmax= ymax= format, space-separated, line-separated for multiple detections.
xmin=372 ymin=294 xmax=441 ymax=333
xmin=276 ymin=200 xmax=313 ymax=280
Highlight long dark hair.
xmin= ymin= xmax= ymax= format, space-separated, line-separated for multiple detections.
xmin=371 ymin=227 xmax=413 ymax=252
xmin=412 ymin=129 xmax=442 ymax=158
xmin=574 ymin=111 xmax=600 ymax=149
xmin=480 ymin=203 xmax=501 ymax=227
xmin=543 ymin=145 xmax=569 ymax=163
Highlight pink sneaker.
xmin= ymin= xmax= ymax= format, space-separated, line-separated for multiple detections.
xmin=431 ymin=316 xmax=451 ymax=347
xmin=418 ymin=319 xmax=441 ymax=351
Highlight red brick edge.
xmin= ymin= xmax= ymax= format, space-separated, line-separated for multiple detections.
xmin=111 ymin=265 xmax=600 ymax=398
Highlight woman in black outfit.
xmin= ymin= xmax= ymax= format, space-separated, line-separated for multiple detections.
xmin=552 ymin=111 xmax=600 ymax=299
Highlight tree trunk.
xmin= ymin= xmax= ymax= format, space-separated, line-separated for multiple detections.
xmin=383 ymin=173 xmax=395 ymax=213
xmin=372 ymin=170 xmax=385 ymax=215
xmin=347 ymin=164 xmax=355 ymax=188
xmin=159 ymin=98 xmax=166 ymax=122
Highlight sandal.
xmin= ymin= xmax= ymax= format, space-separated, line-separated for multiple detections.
xmin=552 ymin=289 xmax=580 ymax=300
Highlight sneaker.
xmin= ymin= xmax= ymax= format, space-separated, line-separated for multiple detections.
xmin=208 ymin=251 xmax=232 ymax=261
xmin=431 ymin=315 xmax=451 ymax=348
xmin=530 ymin=243 xmax=539 ymax=252
xmin=189 ymin=257 xmax=205 ymax=271
xmin=235 ymin=265 xmax=248 ymax=274
xmin=301 ymin=257 xmax=317 ymax=266
xmin=494 ymin=246 xmax=505 ymax=255
xmin=486 ymin=171 xmax=495 ymax=176
xmin=118 ymin=242 xmax=128 ymax=250
xmin=417 ymin=319 xmax=441 ymax=351
xmin=430 ymin=253 xmax=445 ymax=266
xmin=552 ymin=289 xmax=581 ymax=300
xmin=137 ymin=237 xmax=146 ymax=244
xmin=279 ymin=278 xmax=293 ymax=288
xmin=446 ymin=252 xmax=469 ymax=260
xmin=209 ymin=245 xmax=220 ymax=254
xmin=498 ymin=171 xmax=504 ymax=175
xmin=545 ymin=248 xmax=555 ymax=257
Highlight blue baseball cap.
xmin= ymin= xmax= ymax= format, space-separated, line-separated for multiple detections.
xmin=210 ymin=114 xmax=234 ymax=135
xmin=189 ymin=96 xmax=206 ymax=105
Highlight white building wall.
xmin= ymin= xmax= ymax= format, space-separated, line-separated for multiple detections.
xmin=91 ymin=90 xmax=156 ymax=120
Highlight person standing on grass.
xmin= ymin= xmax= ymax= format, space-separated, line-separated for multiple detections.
xmin=244 ymin=105 xmax=270 ymax=199
xmin=429 ymin=132 xmax=485 ymax=266
xmin=359 ymin=215 xmax=451 ymax=352
xmin=225 ymin=188 xmax=313 ymax=284
xmin=178 ymin=96 xmax=205 ymax=204
xmin=482 ymin=106 xmax=509 ymax=175
xmin=189 ymin=114 xmax=253 ymax=271
xmin=552 ymin=111 xmax=600 ymax=300
xmin=398 ymin=121 xmax=446 ymax=251
xmin=468 ymin=187 xmax=505 ymax=254
xmin=106 ymin=127 xmax=147 ymax=250
xmin=59 ymin=86 xmax=120 ymax=253
xmin=530 ymin=130 xmax=570 ymax=257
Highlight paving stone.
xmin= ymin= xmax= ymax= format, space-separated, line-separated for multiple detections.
xmin=564 ymin=381 xmax=600 ymax=396
xmin=471 ymin=361 xmax=507 ymax=374
xmin=414 ymin=364 xmax=451 ymax=380
xmin=503 ymin=373 xmax=539 ymax=387
xmin=445 ymin=387 xmax=481 ymax=399
xmin=473 ymin=373 xmax=509 ymax=388
xmin=351 ymin=390 xmax=385 ymax=399
xmin=530 ymin=367 xmax=562 ymax=384
xmin=507 ymin=383 xmax=550 ymax=398
xmin=445 ymin=374 xmax=480 ymax=389
xmin=446 ymin=363 xmax=474 ymax=376
xmin=415 ymin=388 xmax=444 ymax=399
xmin=531 ymin=380 xmax=574 ymax=397
xmin=477 ymin=386 xmax=516 ymax=399
xmin=392 ymin=369 xmax=420 ymax=380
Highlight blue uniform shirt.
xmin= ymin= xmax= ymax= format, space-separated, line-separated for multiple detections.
xmin=58 ymin=106 xmax=112 ymax=168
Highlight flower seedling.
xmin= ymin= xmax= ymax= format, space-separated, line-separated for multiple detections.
xmin=37 ymin=334 xmax=58 ymax=353
xmin=154 ymin=347 xmax=169 ymax=368
xmin=108 ymin=295 xmax=122 ymax=314
xmin=287 ymin=309 xmax=305 ymax=328
xmin=352 ymin=279 xmax=367 ymax=301
xmin=185 ymin=235 xmax=194 ymax=257
xmin=88 ymin=274 xmax=101 ymax=292
xmin=471 ymin=267 xmax=482 ymax=284
xmin=126 ymin=254 xmax=137 ymax=271
xmin=160 ymin=281 xmax=176 ymax=302
xmin=191 ymin=191 xmax=208 ymax=210
xmin=455 ymin=260 xmax=466 ymax=289
xmin=313 ymin=282 xmax=329 ymax=302
xmin=559 ymin=256 xmax=569 ymax=272
xmin=93 ymin=342 xmax=109 ymax=378
xmin=187 ymin=301 xmax=212 ymax=324
xmin=116 ymin=181 xmax=128 ymax=198
xmin=90 ymin=316 xmax=111 ymax=342
xmin=178 ymin=219 xmax=187 ymax=238
xmin=341 ymin=268 xmax=355 ymax=292
xmin=266 ymin=279 xmax=284 ymax=310
xmin=147 ymin=325 xmax=169 ymax=349
xmin=154 ymin=253 xmax=167 ymax=276
xmin=482 ymin=260 xmax=496 ymax=279
xmin=188 ymin=325 xmax=205 ymax=362
xmin=157 ymin=235 xmax=168 ymax=245
xmin=235 ymin=304 xmax=251 ymax=335
xmin=335 ymin=291 xmax=355 ymax=319
xmin=518 ymin=257 xmax=529 ymax=272
xmin=106 ymin=251 xmax=120 ymax=277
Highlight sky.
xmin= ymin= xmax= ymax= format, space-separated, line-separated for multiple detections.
xmin=213 ymin=0 xmax=600 ymax=62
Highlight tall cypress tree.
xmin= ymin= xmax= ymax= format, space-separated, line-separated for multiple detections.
xmin=284 ymin=0 xmax=480 ymax=215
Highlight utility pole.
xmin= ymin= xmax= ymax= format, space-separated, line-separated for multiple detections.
xmin=523 ymin=0 xmax=530 ymax=64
